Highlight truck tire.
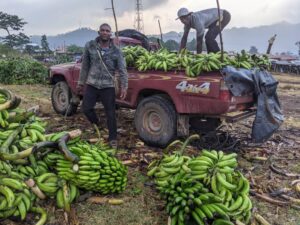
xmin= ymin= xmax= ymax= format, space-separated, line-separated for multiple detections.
xmin=134 ymin=96 xmax=176 ymax=148
xmin=51 ymin=81 xmax=78 ymax=116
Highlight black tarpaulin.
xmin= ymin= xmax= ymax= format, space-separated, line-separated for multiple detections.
xmin=222 ymin=66 xmax=284 ymax=143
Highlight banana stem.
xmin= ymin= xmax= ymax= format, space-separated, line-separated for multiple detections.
xmin=63 ymin=182 xmax=71 ymax=212
xmin=163 ymin=140 xmax=183 ymax=154
xmin=25 ymin=179 xmax=47 ymax=200
xmin=1 ymin=141 xmax=58 ymax=161
xmin=179 ymin=134 xmax=200 ymax=155
xmin=58 ymin=134 xmax=79 ymax=162
xmin=93 ymin=124 xmax=101 ymax=144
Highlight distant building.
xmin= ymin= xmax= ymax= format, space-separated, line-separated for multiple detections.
xmin=269 ymin=54 xmax=299 ymax=62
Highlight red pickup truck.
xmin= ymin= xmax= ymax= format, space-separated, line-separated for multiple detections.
xmin=49 ymin=37 xmax=255 ymax=147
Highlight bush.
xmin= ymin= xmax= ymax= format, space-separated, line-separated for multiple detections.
xmin=0 ymin=56 xmax=48 ymax=84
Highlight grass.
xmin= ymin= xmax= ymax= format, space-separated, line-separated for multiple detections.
xmin=59 ymin=169 xmax=167 ymax=225
xmin=252 ymin=199 xmax=300 ymax=225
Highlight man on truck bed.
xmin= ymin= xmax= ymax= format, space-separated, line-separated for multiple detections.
xmin=76 ymin=23 xmax=128 ymax=149
xmin=177 ymin=7 xmax=231 ymax=53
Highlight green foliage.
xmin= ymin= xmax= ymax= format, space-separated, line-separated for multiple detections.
xmin=41 ymin=35 xmax=51 ymax=53
xmin=0 ymin=44 xmax=21 ymax=57
xmin=0 ymin=56 xmax=48 ymax=84
xmin=0 ymin=11 xmax=29 ymax=48
xmin=164 ymin=40 xmax=179 ymax=51
xmin=54 ymin=54 xmax=73 ymax=64
xmin=249 ymin=46 xmax=258 ymax=54
xmin=67 ymin=44 xmax=83 ymax=54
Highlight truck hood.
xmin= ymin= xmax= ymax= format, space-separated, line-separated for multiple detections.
xmin=50 ymin=62 xmax=76 ymax=70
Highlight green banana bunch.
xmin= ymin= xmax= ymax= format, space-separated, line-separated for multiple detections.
xmin=148 ymin=137 xmax=252 ymax=225
xmin=229 ymin=52 xmax=253 ymax=69
xmin=186 ymin=53 xmax=223 ymax=77
xmin=0 ymin=160 xmax=12 ymax=175
xmin=0 ymin=109 xmax=10 ymax=128
xmin=45 ymin=131 xmax=68 ymax=142
xmin=135 ymin=49 xmax=179 ymax=72
xmin=251 ymin=54 xmax=271 ymax=69
xmin=122 ymin=45 xmax=148 ymax=67
xmin=45 ymin=142 xmax=128 ymax=194
xmin=158 ymin=172 xmax=233 ymax=225
xmin=35 ymin=173 xmax=59 ymax=197
xmin=15 ymin=165 xmax=38 ymax=178
xmin=0 ymin=178 xmax=33 ymax=221
xmin=56 ymin=180 xmax=79 ymax=211
xmin=0 ymin=93 xmax=8 ymax=104
xmin=148 ymin=135 xmax=200 ymax=189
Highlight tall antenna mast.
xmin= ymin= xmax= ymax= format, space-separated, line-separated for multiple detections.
xmin=134 ymin=0 xmax=144 ymax=33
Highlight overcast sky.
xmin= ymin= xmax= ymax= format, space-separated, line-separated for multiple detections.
xmin=1 ymin=0 xmax=299 ymax=36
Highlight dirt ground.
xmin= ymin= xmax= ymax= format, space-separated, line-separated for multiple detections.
xmin=1 ymin=72 xmax=300 ymax=225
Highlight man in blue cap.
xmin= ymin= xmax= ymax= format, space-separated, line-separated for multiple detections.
xmin=177 ymin=7 xmax=231 ymax=53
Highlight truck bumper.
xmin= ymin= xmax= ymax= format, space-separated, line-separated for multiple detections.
xmin=208 ymin=108 xmax=256 ymax=123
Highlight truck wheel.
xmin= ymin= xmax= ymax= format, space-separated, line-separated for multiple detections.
xmin=51 ymin=81 xmax=78 ymax=116
xmin=134 ymin=96 xmax=176 ymax=148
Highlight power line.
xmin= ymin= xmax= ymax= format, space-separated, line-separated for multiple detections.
xmin=134 ymin=0 xmax=144 ymax=33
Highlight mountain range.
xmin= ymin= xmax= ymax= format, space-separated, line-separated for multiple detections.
xmin=30 ymin=21 xmax=300 ymax=54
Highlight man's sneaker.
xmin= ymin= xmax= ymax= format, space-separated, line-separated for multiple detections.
xmin=109 ymin=140 xmax=118 ymax=149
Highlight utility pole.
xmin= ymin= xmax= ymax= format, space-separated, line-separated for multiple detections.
xmin=134 ymin=0 xmax=144 ymax=33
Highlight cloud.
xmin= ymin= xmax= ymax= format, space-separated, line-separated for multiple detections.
xmin=0 ymin=0 xmax=169 ymax=35
xmin=0 ymin=0 xmax=299 ymax=35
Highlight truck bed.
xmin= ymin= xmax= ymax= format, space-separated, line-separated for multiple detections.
xmin=117 ymin=69 xmax=254 ymax=115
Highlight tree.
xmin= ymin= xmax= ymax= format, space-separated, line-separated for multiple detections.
xmin=148 ymin=36 xmax=160 ymax=43
xmin=2 ymin=33 xmax=29 ymax=48
xmin=41 ymin=35 xmax=50 ymax=53
xmin=249 ymin=46 xmax=258 ymax=54
xmin=0 ymin=11 xmax=29 ymax=48
xmin=23 ymin=44 xmax=39 ymax=55
xmin=164 ymin=40 xmax=179 ymax=51
xmin=186 ymin=38 xmax=196 ymax=51
xmin=67 ymin=44 xmax=83 ymax=54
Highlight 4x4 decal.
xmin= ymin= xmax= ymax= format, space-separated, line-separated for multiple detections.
xmin=175 ymin=81 xmax=210 ymax=94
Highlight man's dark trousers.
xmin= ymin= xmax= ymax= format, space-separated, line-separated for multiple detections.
xmin=82 ymin=84 xmax=117 ymax=141
xmin=205 ymin=10 xmax=231 ymax=53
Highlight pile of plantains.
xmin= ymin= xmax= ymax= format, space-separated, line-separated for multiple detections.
xmin=0 ymin=89 xmax=128 ymax=224
xmin=122 ymin=46 xmax=271 ymax=77
xmin=147 ymin=135 xmax=252 ymax=225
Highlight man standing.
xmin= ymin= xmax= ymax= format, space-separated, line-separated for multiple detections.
xmin=177 ymin=7 xmax=231 ymax=53
xmin=77 ymin=23 xmax=128 ymax=149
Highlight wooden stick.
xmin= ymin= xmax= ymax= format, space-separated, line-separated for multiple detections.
xmin=110 ymin=0 xmax=120 ymax=47
xmin=216 ymin=0 xmax=224 ymax=62
xmin=270 ymin=164 xmax=300 ymax=178
xmin=158 ymin=19 xmax=163 ymax=43
xmin=254 ymin=213 xmax=271 ymax=225
xmin=251 ymin=191 xmax=289 ymax=206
